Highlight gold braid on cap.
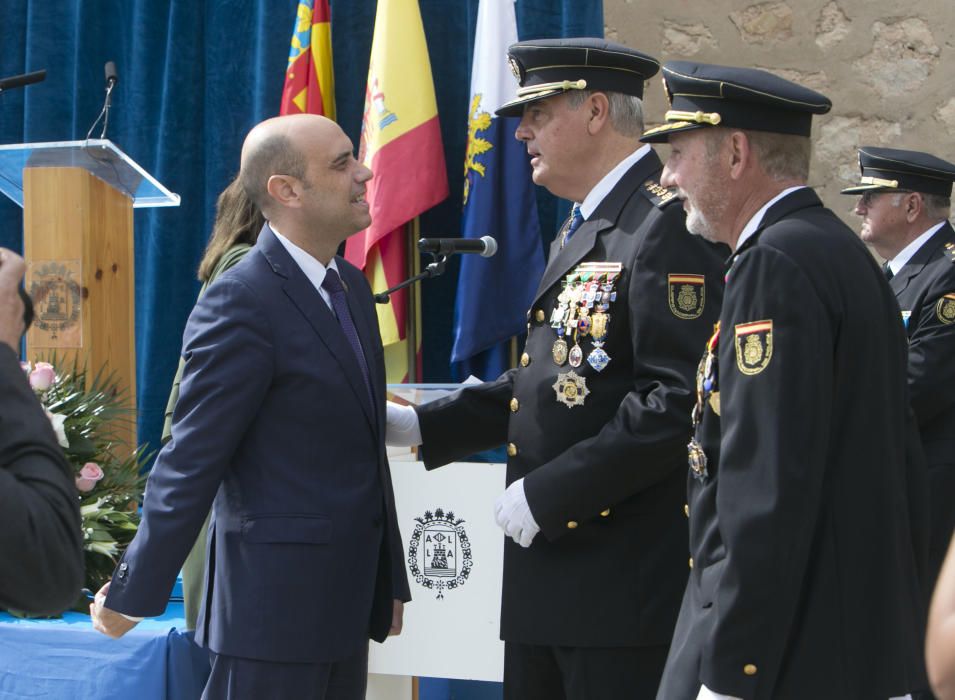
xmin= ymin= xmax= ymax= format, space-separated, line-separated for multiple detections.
xmin=665 ymin=110 xmax=722 ymax=125
xmin=515 ymin=79 xmax=588 ymax=98
xmin=860 ymin=175 xmax=900 ymax=188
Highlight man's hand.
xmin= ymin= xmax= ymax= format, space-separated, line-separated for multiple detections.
xmin=494 ymin=478 xmax=540 ymax=548
xmin=0 ymin=249 xmax=26 ymax=352
xmin=389 ymin=599 xmax=404 ymax=636
xmin=90 ymin=582 xmax=139 ymax=639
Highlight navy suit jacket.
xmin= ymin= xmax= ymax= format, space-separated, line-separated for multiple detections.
xmin=106 ymin=226 xmax=410 ymax=663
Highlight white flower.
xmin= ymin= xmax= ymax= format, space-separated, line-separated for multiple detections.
xmin=45 ymin=410 xmax=69 ymax=448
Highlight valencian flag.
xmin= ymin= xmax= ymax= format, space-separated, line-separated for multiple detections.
xmin=345 ymin=0 xmax=448 ymax=383
xmin=280 ymin=0 xmax=335 ymax=119
xmin=452 ymin=0 xmax=543 ymax=380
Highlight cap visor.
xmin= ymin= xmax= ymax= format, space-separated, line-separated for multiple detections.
xmin=494 ymin=89 xmax=566 ymax=117
xmin=839 ymin=184 xmax=886 ymax=195
xmin=640 ymin=120 xmax=707 ymax=144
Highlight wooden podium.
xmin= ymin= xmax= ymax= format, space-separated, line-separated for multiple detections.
xmin=0 ymin=139 xmax=179 ymax=449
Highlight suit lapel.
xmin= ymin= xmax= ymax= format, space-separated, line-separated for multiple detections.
xmin=259 ymin=228 xmax=376 ymax=431
xmin=340 ymin=261 xmax=384 ymax=435
xmin=533 ymin=150 xmax=664 ymax=304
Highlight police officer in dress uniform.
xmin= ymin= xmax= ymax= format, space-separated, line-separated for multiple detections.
xmin=642 ymin=62 xmax=929 ymax=700
xmin=387 ymin=39 xmax=725 ymax=699
xmin=842 ymin=148 xmax=955 ymax=595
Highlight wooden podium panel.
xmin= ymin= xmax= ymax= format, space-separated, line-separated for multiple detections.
xmin=22 ymin=166 xmax=136 ymax=449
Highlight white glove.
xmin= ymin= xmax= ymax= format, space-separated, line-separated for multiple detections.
xmin=385 ymin=401 xmax=422 ymax=447
xmin=696 ymin=684 xmax=742 ymax=700
xmin=493 ymin=478 xmax=540 ymax=548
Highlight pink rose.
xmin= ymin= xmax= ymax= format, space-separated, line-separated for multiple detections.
xmin=29 ymin=362 xmax=55 ymax=392
xmin=75 ymin=462 xmax=104 ymax=492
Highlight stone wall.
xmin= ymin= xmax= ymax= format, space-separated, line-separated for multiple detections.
xmin=605 ymin=0 xmax=955 ymax=228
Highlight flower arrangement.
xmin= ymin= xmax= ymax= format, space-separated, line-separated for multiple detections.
xmin=23 ymin=359 xmax=149 ymax=607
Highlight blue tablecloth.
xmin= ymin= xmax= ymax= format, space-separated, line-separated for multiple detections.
xmin=0 ymin=603 xmax=209 ymax=699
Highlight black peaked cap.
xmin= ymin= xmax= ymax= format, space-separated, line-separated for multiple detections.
xmin=496 ymin=38 xmax=659 ymax=117
xmin=840 ymin=147 xmax=955 ymax=197
xmin=641 ymin=61 xmax=831 ymax=143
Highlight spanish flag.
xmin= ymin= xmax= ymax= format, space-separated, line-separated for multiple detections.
xmin=345 ymin=0 xmax=449 ymax=383
xmin=280 ymin=0 xmax=335 ymax=120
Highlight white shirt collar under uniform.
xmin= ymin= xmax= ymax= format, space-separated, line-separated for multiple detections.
xmin=269 ymin=224 xmax=338 ymax=309
xmin=734 ymin=186 xmax=807 ymax=252
xmin=577 ymin=144 xmax=652 ymax=220
xmin=888 ymin=221 xmax=947 ymax=275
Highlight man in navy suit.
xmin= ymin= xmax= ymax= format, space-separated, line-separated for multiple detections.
xmin=91 ymin=114 xmax=410 ymax=700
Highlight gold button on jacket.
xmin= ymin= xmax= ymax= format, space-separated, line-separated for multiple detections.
xmin=507 ymin=443 xmax=518 ymax=457
xmin=510 ymin=398 xmax=519 ymax=412
xmin=520 ymin=353 xmax=530 ymax=367
xmin=743 ymin=664 xmax=757 ymax=676
xmin=566 ymin=521 xmax=578 ymax=529
xmin=534 ymin=309 xmax=545 ymax=322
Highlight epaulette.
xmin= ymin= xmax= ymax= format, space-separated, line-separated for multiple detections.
xmin=639 ymin=179 xmax=679 ymax=208
xmin=944 ymin=241 xmax=955 ymax=264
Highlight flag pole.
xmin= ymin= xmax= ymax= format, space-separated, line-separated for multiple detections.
xmin=407 ymin=218 xmax=421 ymax=382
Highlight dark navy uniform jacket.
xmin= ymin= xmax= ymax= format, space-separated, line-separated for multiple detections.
xmin=658 ymin=188 xmax=929 ymax=700
xmin=417 ymin=150 xmax=725 ymax=648
xmin=892 ymin=221 xmax=955 ymax=583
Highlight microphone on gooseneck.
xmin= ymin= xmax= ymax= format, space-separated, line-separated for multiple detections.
xmin=86 ymin=60 xmax=119 ymax=141
xmin=418 ymin=236 xmax=498 ymax=258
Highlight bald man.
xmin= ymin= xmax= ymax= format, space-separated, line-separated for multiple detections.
xmin=91 ymin=115 xmax=410 ymax=700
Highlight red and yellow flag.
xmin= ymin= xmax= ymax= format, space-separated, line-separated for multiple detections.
xmin=345 ymin=0 xmax=449 ymax=383
xmin=280 ymin=0 xmax=335 ymax=119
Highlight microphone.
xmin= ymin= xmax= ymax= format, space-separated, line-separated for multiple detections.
xmin=86 ymin=60 xmax=118 ymax=140
xmin=0 ymin=69 xmax=46 ymax=94
xmin=418 ymin=236 xmax=498 ymax=258
xmin=104 ymin=61 xmax=118 ymax=88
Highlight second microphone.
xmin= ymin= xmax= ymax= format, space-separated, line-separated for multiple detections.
xmin=418 ymin=236 xmax=498 ymax=258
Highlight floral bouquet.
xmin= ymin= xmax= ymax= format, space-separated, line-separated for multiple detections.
xmin=24 ymin=359 xmax=149 ymax=609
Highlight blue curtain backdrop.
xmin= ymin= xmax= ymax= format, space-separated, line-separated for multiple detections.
xmin=2 ymin=1 xmax=600 ymax=697
xmin=1 ymin=0 xmax=602 ymax=463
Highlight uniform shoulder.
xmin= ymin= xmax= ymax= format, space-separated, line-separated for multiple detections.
xmin=944 ymin=240 xmax=955 ymax=265
xmin=637 ymin=178 xmax=680 ymax=209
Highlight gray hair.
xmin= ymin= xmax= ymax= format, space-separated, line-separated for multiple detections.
xmin=239 ymin=133 xmax=309 ymax=215
xmin=743 ymin=130 xmax=812 ymax=182
xmin=922 ymin=193 xmax=951 ymax=220
xmin=888 ymin=192 xmax=951 ymax=221
xmin=566 ymin=90 xmax=645 ymax=138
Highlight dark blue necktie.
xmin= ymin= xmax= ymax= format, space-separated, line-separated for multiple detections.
xmin=321 ymin=268 xmax=373 ymax=404
xmin=562 ymin=204 xmax=584 ymax=246
xmin=882 ymin=262 xmax=894 ymax=281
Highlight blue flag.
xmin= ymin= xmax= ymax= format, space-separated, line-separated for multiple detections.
xmin=451 ymin=0 xmax=544 ymax=381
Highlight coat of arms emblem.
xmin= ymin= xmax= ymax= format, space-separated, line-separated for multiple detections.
xmin=408 ymin=508 xmax=472 ymax=600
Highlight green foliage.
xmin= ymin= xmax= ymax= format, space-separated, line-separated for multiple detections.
xmin=29 ymin=355 xmax=150 ymax=608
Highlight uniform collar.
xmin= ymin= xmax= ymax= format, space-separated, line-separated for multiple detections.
xmin=578 ymin=144 xmax=652 ymax=220
xmin=887 ymin=220 xmax=947 ymax=275
xmin=734 ymin=185 xmax=807 ymax=251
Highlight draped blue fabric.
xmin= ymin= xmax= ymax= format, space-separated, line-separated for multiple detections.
xmin=0 ymin=0 xmax=601 ymax=467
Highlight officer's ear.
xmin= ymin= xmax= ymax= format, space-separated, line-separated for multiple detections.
xmin=585 ymin=92 xmax=611 ymax=135
xmin=727 ymin=131 xmax=751 ymax=181
xmin=903 ymin=192 xmax=922 ymax=222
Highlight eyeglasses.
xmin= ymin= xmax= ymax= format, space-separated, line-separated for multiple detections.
xmin=860 ymin=189 xmax=913 ymax=207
